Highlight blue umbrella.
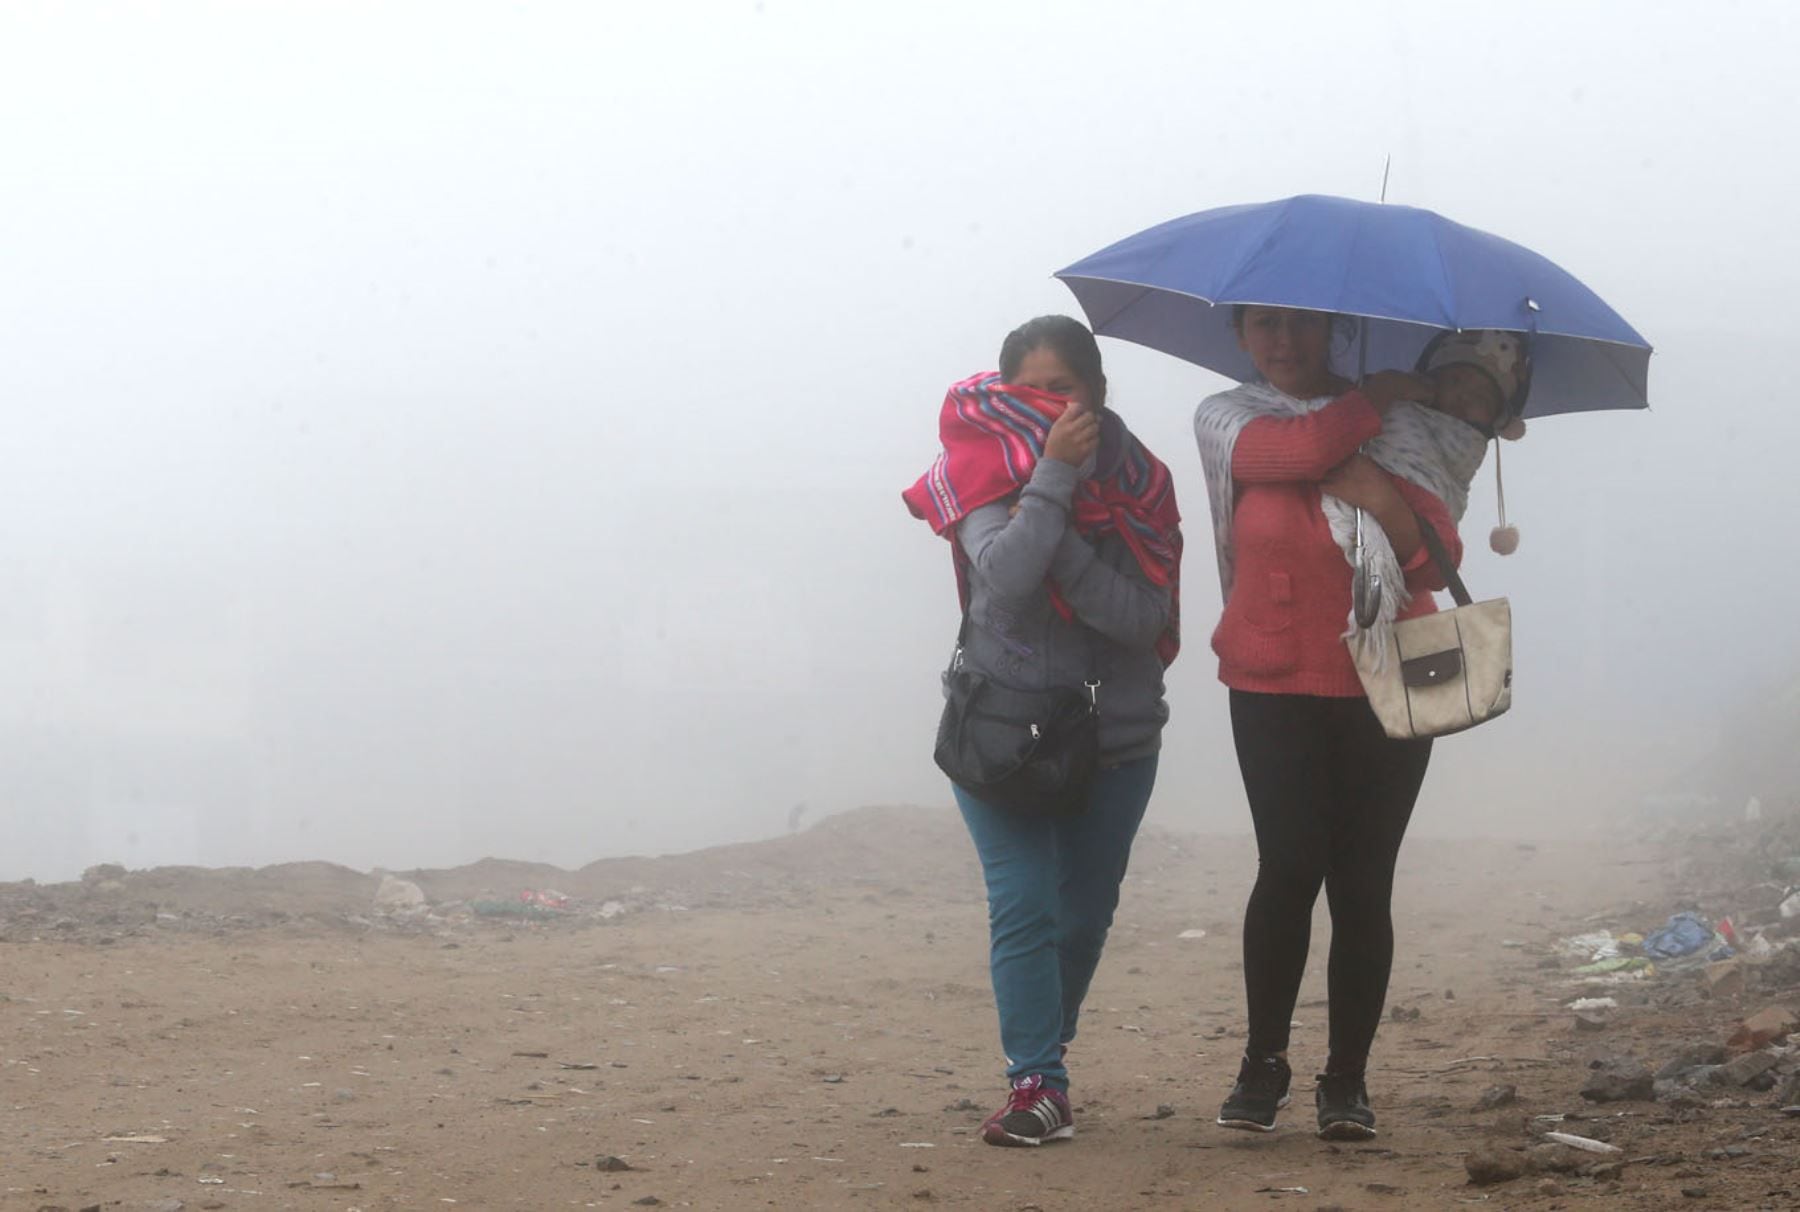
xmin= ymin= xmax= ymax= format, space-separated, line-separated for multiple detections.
xmin=1054 ymin=194 xmax=1650 ymax=416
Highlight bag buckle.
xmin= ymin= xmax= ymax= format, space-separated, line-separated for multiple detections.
xmin=1084 ymin=680 xmax=1100 ymax=706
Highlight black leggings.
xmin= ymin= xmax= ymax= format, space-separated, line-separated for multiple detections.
xmin=1229 ymin=690 xmax=1432 ymax=1071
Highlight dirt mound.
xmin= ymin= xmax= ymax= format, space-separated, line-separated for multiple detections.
xmin=0 ymin=804 xmax=974 ymax=942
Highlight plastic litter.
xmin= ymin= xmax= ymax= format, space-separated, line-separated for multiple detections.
xmin=1544 ymin=1131 xmax=1623 ymax=1155
xmin=1573 ymin=957 xmax=1653 ymax=976
xmin=1642 ymin=912 xmax=1713 ymax=960
xmin=1555 ymin=931 xmax=1620 ymax=962
xmin=1567 ymin=997 xmax=1618 ymax=1012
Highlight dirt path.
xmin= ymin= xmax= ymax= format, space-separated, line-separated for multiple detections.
xmin=4 ymin=809 xmax=1796 ymax=1210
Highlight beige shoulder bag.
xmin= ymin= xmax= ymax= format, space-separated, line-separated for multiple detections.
xmin=1350 ymin=517 xmax=1512 ymax=740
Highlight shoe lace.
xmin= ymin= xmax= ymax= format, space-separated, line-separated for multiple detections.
xmin=1006 ymin=1075 xmax=1049 ymax=1113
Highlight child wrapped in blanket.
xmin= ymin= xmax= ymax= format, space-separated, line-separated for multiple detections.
xmin=1324 ymin=328 xmax=1531 ymax=659
xmin=1196 ymin=327 xmax=1530 ymax=666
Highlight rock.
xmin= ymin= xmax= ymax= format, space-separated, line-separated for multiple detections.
xmin=1584 ymin=1160 xmax=1626 ymax=1182
xmin=374 ymin=875 xmax=427 ymax=911
xmin=1727 ymin=1006 xmax=1800 ymax=1052
xmin=1681 ymin=1188 xmax=1708 ymax=1199
xmin=1773 ymin=1070 xmax=1800 ymax=1107
xmin=596 ymin=1155 xmax=635 ymax=1172
xmin=82 ymin=863 xmax=127 ymax=884
xmin=1535 ymin=1179 xmax=1565 ymax=1197
xmin=1657 ymin=1045 xmax=1728 ymax=1079
xmin=1581 ymin=1057 xmax=1655 ymax=1102
xmin=1474 ymin=1084 xmax=1518 ymax=1111
xmin=1464 ymin=1145 xmax=1529 ymax=1186
xmin=1529 ymin=1143 xmax=1583 ymax=1174
xmin=1720 ymin=1050 xmax=1779 ymax=1088
xmin=1147 ymin=1104 xmax=1175 ymax=1120
xmin=1703 ymin=959 xmax=1746 ymax=998
xmin=632 ymin=1200 xmax=662 ymax=1208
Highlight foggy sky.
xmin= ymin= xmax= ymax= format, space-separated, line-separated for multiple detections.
xmin=2 ymin=1 xmax=1795 ymax=880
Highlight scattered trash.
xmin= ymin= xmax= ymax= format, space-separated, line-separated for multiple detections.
xmin=1177 ymin=929 xmax=1207 ymax=940
xmin=1572 ymin=957 xmax=1653 ymax=977
xmin=1252 ymin=1187 xmax=1309 ymax=1195
xmin=1643 ymin=913 xmax=1713 ymax=961
xmin=520 ymin=888 xmax=571 ymax=911
xmin=898 ymin=1142 xmax=936 ymax=1149
xmin=1556 ymin=931 xmax=1620 ymax=962
xmin=471 ymin=900 xmax=561 ymax=921
xmin=599 ymin=900 xmax=628 ymax=919
xmin=1567 ymin=997 xmax=1618 ymax=1012
xmin=1543 ymin=1132 xmax=1623 ymax=1155
xmin=102 ymin=1134 xmax=169 ymax=1143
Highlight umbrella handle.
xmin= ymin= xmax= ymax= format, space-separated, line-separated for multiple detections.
xmin=1352 ymin=507 xmax=1382 ymax=629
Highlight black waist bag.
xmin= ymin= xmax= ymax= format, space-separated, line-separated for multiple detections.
xmin=932 ymin=618 xmax=1100 ymax=818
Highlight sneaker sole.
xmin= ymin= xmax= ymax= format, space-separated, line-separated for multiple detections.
xmin=1316 ymin=1120 xmax=1378 ymax=1141
xmin=981 ymin=1123 xmax=1076 ymax=1147
xmin=1216 ymin=1094 xmax=1291 ymax=1133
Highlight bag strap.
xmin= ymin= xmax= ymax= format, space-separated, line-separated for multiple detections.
xmin=952 ymin=602 xmax=1102 ymax=694
xmin=1414 ymin=514 xmax=1473 ymax=609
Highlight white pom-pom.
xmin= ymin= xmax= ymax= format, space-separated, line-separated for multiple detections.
xmin=1489 ymin=525 xmax=1520 ymax=555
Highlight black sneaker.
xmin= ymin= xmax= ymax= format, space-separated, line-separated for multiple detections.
xmin=1217 ymin=1053 xmax=1292 ymax=1132
xmin=1315 ymin=1071 xmax=1377 ymax=1140
xmin=980 ymin=1074 xmax=1075 ymax=1147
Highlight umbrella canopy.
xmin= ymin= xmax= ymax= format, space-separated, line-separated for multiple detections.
xmin=1055 ymin=194 xmax=1650 ymax=417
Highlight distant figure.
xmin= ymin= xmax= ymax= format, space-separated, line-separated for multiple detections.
xmin=904 ymin=315 xmax=1182 ymax=1147
xmin=786 ymin=802 xmax=807 ymax=834
xmin=1193 ymin=307 xmax=1501 ymax=1140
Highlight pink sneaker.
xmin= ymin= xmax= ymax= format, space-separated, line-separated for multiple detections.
xmin=980 ymin=1074 xmax=1075 ymax=1147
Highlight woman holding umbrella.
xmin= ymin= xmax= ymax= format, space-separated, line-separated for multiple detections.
xmin=1195 ymin=305 xmax=1462 ymax=1140
xmin=1054 ymin=192 xmax=1651 ymax=1141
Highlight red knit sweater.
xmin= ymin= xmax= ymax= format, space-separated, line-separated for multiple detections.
xmin=1212 ymin=390 xmax=1464 ymax=698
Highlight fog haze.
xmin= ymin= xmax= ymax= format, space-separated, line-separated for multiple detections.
xmin=2 ymin=1 xmax=1795 ymax=880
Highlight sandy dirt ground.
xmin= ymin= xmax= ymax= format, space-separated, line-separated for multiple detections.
xmin=5 ymin=806 xmax=1800 ymax=1211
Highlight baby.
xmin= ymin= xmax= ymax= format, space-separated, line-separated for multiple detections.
xmin=1327 ymin=328 xmax=1529 ymax=652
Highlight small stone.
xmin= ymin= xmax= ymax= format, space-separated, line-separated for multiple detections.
xmin=1464 ymin=1144 xmax=1529 ymax=1186
xmin=1535 ymin=1179 xmax=1565 ymax=1197
xmin=1581 ymin=1057 xmax=1654 ymax=1103
xmin=1147 ymin=1104 xmax=1175 ymax=1120
xmin=1657 ymin=1045 xmax=1728 ymax=1079
xmin=1529 ymin=1144 xmax=1583 ymax=1175
xmin=632 ymin=1199 xmax=662 ymax=1208
xmin=1682 ymin=1187 xmax=1708 ymax=1198
xmin=596 ymin=1155 xmax=635 ymax=1172
xmin=822 ymin=1075 xmax=845 ymax=1084
xmin=1703 ymin=959 xmax=1746 ymax=998
xmin=1474 ymin=1084 xmax=1518 ymax=1111
xmin=944 ymin=1098 xmax=980 ymax=1112
xmin=1720 ymin=1050 xmax=1779 ymax=1088
xmin=1584 ymin=1160 xmax=1626 ymax=1182
xmin=1727 ymin=1005 xmax=1800 ymax=1052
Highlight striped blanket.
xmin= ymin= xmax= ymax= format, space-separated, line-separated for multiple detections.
xmin=903 ymin=372 xmax=1183 ymax=666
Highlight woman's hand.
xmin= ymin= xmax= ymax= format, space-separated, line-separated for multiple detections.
xmin=1043 ymin=403 xmax=1100 ymax=467
xmin=1320 ymin=453 xmax=1398 ymax=512
xmin=1358 ymin=370 xmax=1436 ymax=414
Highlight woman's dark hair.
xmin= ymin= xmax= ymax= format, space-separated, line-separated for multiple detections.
xmin=999 ymin=315 xmax=1106 ymax=407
